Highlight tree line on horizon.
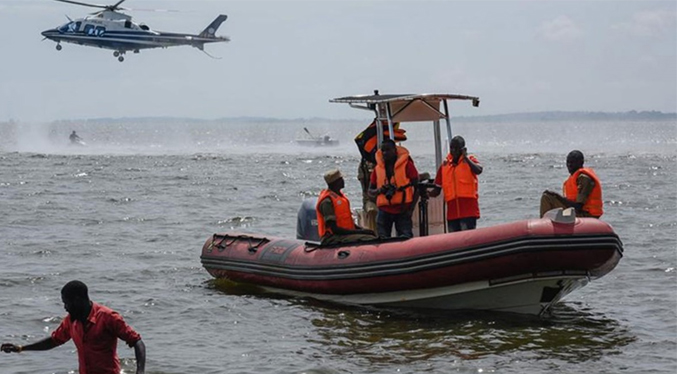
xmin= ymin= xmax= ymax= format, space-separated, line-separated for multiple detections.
xmin=1 ymin=110 xmax=675 ymax=125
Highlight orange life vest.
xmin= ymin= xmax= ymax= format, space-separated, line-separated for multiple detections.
xmin=374 ymin=146 xmax=414 ymax=207
xmin=316 ymin=189 xmax=356 ymax=237
xmin=361 ymin=121 xmax=408 ymax=156
xmin=562 ymin=167 xmax=603 ymax=217
xmin=441 ymin=154 xmax=479 ymax=201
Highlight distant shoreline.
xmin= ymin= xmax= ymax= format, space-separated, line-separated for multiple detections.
xmin=1 ymin=110 xmax=675 ymax=125
xmin=454 ymin=110 xmax=677 ymax=122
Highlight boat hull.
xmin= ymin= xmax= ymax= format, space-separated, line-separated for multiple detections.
xmin=295 ymin=139 xmax=340 ymax=147
xmin=252 ymin=275 xmax=590 ymax=315
xmin=201 ymin=217 xmax=623 ymax=315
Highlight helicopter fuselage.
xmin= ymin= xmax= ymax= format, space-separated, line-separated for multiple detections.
xmin=41 ymin=11 xmax=229 ymax=61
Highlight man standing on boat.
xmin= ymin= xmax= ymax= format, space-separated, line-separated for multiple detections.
xmin=316 ymin=169 xmax=376 ymax=245
xmin=368 ymin=138 xmax=419 ymax=238
xmin=354 ymin=120 xmax=408 ymax=234
xmin=357 ymin=158 xmax=377 ymax=232
xmin=540 ymin=150 xmax=603 ymax=218
xmin=1 ymin=280 xmax=146 ymax=374
xmin=429 ymin=136 xmax=483 ymax=232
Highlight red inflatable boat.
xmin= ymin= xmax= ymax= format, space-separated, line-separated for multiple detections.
xmin=201 ymin=93 xmax=623 ymax=315
xmin=201 ymin=211 xmax=623 ymax=315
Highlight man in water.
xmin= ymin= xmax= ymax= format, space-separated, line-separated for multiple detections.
xmin=368 ymin=138 xmax=419 ymax=238
xmin=540 ymin=150 xmax=603 ymax=218
xmin=69 ymin=131 xmax=82 ymax=144
xmin=316 ymin=169 xmax=376 ymax=245
xmin=428 ymin=135 xmax=483 ymax=232
xmin=1 ymin=280 xmax=146 ymax=374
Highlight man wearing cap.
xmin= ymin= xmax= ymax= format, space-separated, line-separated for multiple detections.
xmin=316 ymin=169 xmax=376 ymax=245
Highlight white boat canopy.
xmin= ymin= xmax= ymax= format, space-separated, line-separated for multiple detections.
xmin=330 ymin=91 xmax=480 ymax=169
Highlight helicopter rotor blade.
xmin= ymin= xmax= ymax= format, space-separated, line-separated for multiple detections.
xmin=111 ymin=0 xmax=127 ymax=10
xmin=54 ymin=0 xmax=129 ymax=11
xmin=126 ymin=8 xmax=180 ymax=13
xmin=53 ymin=0 xmax=108 ymax=10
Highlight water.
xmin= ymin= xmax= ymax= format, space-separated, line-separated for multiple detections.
xmin=0 ymin=118 xmax=675 ymax=373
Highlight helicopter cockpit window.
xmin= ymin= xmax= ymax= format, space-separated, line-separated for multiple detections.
xmin=139 ymin=24 xmax=150 ymax=31
xmin=59 ymin=21 xmax=80 ymax=33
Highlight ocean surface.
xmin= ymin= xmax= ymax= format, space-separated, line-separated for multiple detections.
xmin=0 ymin=118 xmax=675 ymax=374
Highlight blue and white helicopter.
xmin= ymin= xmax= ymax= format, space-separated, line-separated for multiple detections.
xmin=42 ymin=0 xmax=229 ymax=62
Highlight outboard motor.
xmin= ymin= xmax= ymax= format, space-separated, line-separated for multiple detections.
xmin=296 ymin=197 xmax=320 ymax=242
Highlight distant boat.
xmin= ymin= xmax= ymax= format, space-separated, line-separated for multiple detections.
xmin=295 ymin=127 xmax=339 ymax=147
xmin=295 ymin=135 xmax=339 ymax=147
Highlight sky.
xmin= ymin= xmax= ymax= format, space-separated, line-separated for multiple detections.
xmin=0 ymin=0 xmax=675 ymax=122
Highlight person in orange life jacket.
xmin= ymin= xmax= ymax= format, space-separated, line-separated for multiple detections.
xmin=428 ymin=136 xmax=483 ymax=232
xmin=540 ymin=150 xmax=603 ymax=218
xmin=368 ymin=138 xmax=419 ymax=238
xmin=1 ymin=280 xmax=146 ymax=374
xmin=316 ymin=169 xmax=376 ymax=245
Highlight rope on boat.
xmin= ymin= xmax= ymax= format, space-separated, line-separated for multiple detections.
xmin=209 ymin=234 xmax=268 ymax=253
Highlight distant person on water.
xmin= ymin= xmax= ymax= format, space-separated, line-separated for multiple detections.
xmin=540 ymin=150 xmax=603 ymax=218
xmin=368 ymin=138 xmax=419 ymax=238
xmin=316 ymin=169 xmax=376 ymax=245
xmin=69 ymin=130 xmax=82 ymax=144
xmin=1 ymin=280 xmax=146 ymax=374
xmin=429 ymin=135 xmax=483 ymax=232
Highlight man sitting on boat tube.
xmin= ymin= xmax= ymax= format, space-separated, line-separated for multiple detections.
xmin=316 ymin=169 xmax=377 ymax=245
xmin=540 ymin=150 xmax=603 ymax=218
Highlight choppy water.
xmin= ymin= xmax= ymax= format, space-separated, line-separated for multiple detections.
xmin=0 ymin=119 xmax=675 ymax=374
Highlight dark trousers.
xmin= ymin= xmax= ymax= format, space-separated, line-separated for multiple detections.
xmin=377 ymin=210 xmax=413 ymax=238
xmin=447 ymin=218 xmax=477 ymax=232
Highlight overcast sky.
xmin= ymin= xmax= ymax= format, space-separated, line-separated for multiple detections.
xmin=0 ymin=0 xmax=675 ymax=122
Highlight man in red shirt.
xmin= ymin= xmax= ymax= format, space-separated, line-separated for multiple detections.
xmin=1 ymin=280 xmax=146 ymax=374
xmin=429 ymin=136 xmax=483 ymax=232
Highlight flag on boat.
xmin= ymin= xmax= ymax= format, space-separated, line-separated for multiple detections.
xmin=354 ymin=120 xmax=407 ymax=163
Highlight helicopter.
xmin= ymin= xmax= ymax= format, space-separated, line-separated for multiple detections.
xmin=41 ymin=0 xmax=230 ymax=62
